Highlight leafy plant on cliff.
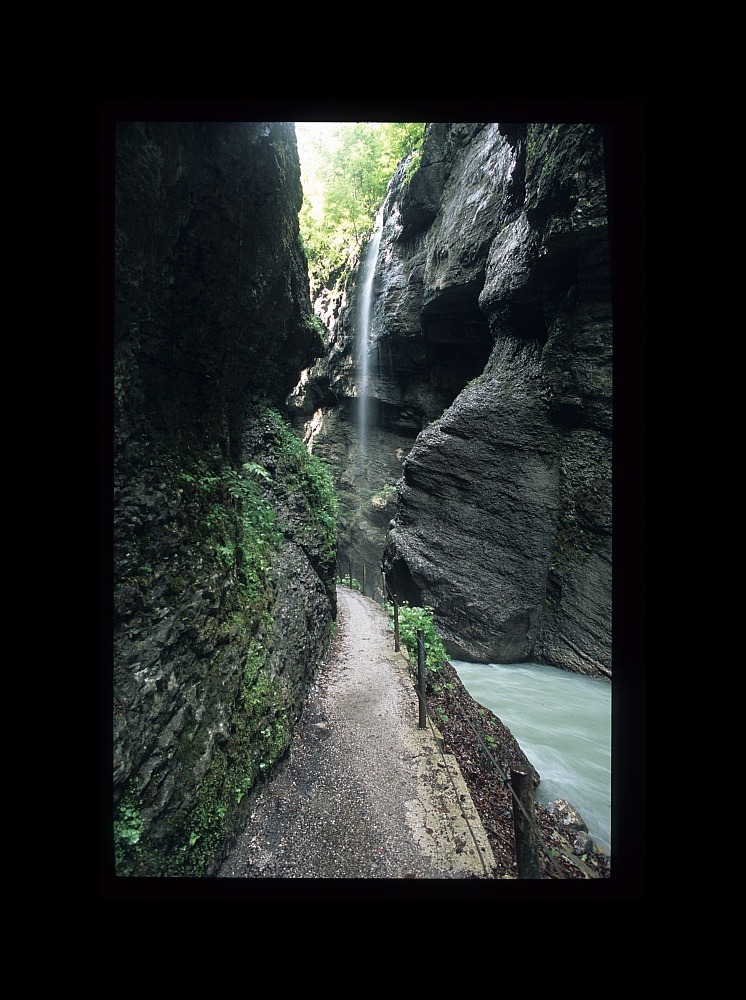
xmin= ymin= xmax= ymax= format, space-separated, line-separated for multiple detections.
xmin=114 ymin=786 xmax=144 ymax=863
xmin=267 ymin=408 xmax=338 ymax=563
xmin=370 ymin=483 xmax=396 ymax=508
xmin=399 ymin=146 xmax=422 ymax=191
xmin=389 ymin=602 xmax=448 ymax=673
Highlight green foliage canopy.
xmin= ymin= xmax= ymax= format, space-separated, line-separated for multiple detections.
xmin=296 ymin=121 xmax=425 ymax=295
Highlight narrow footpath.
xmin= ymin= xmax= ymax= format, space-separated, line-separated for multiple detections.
xmin=218 ymin=585 xmax=495 ymax=882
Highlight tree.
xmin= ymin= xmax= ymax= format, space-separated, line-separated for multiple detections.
xmin=297 ymin=121 xmax=425 ymax=296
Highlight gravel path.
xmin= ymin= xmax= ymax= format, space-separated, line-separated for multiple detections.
xmin=218 ymin=585 xmax=495 ymax=881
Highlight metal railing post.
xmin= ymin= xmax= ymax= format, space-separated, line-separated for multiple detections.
xmin=511 ymin=767 xmax=541 ymax=879
xmin=417 ymin=628 xmax=426 ymax=730
xmin=393 ymin=596 xmax=400 ymax=652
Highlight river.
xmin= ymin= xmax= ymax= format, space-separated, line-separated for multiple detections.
xmin=451 ymin=660 xmax=612 ymax=854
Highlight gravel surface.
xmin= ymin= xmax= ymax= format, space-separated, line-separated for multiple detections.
xmin=218 ymin=586 xmax=495 ymax=881
xmin=217 ymin=585 xmax=613 ymax=893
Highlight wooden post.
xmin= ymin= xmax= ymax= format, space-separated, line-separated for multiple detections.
xmin=393 ymin=596 xmax=400 ymax=652
xmin=363 ymin=562 xmax=367 ymax=597
xmin=511 ymin=767 xmax=541 ymax=879
xmin=417 ymin=628 xmax=427 ymax=730
xmin=382 ymin=571 xmax=387 ymax=606
xmin=348 ymin=561 xmax=352 ymax=589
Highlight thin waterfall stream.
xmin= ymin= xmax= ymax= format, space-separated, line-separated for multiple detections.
xmin=355 ymin=224 xmax=382 ymax=469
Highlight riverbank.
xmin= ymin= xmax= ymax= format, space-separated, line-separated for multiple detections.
xmin=422 ymin=656 xmax=611 ymax=880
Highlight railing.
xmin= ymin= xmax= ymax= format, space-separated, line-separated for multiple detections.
xmin=379 ymin=583 xmax=597 ymax=881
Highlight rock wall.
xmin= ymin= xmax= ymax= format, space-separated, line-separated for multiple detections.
xmin=294 ymin=122 xmax=611 ymax=678
xmin=112 ymin=122 xmax=337 ymax=876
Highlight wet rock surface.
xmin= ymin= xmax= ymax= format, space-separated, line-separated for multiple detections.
xmin=381 ymin=123 xmax=612 ymax=677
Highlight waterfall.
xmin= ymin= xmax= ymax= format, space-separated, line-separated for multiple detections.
xmin=356 ymin=222 xmax=382 ymax=469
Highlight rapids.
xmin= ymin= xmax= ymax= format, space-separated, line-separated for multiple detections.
xmin=452 ymin=660 xmax=612 ymax=853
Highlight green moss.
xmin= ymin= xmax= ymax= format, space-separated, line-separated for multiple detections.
xmin=113 ymin=782 xmax=145 ymax=875
xmin=525 ymin=123 xmax=596 ymax=221
xmin=261 ymin=406 xmax=338 ymax=562
xmin=114 ymin=407 xmax=339 ymax=878
xmin=370 ymin=483 xmax=396 ymax=507
xmin=399 ymin=147 xmax=422 ymax=191
xmin=174 ymin=653 xmax=292 ymax=877
xmin=114 ymin=641 xmax=296 ymax=878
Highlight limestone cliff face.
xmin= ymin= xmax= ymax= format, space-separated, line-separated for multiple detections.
xmin=295 ymin=122 xmax=611 ymax=678
xmin=115 ymin=122 xmax=316 ymax=456
xmin=113 ymin=122 xmax=336 ymax=876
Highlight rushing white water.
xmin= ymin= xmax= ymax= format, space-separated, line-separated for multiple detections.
xmin=356 ymin=225 xmax=382 ymax=467
xmin=452 ymin=660 xmax=612 ymax=853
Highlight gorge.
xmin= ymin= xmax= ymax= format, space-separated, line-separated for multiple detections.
xmin=292 ymin=122 xmax=612 ymax=676
xmin=110 ymin=112 xmax=623 ymax=881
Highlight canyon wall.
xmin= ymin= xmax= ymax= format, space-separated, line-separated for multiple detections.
xmin=112 ymin=122 xmax=336 ymax=876
xmin=111 ymin=116 xmax=614 ymax=879
xmin=293 ymin=122 xmax=612 ymax=678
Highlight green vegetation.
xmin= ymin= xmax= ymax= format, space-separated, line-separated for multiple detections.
xmin=113 ymin=405 xmax=339 ymax=877
xmin=115 ymin=657 xmax=293 ymax=878
xmin=174 ymin=650 xmax=292 ymax=876
xmin=428 ymin=406 xmax=451 ymax=427
xmin=296 ymin=121 xmax=426 ymax=296
xmin=525 ymin=123 xmax=596 ymax=220
xmin=113 ymin=784 xmax=144 ymax=872
xmin=389 ymin=602 xmax=448 ymax=673
xmin=269 ymin=408 xmax=339 ymax=562
xmin=370 ymin=483 xmax=396 ymax=507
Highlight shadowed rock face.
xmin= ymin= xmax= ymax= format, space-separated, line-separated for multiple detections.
xmin=113 ymin=122 xmax=336 ymax=876
xmin=386 ymin=376 xmax=560 ymax=664
xmin=295 ymin=122 xmax=612 ymax=678
xmin=115 ymin=121 xmax=317 ymax=459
